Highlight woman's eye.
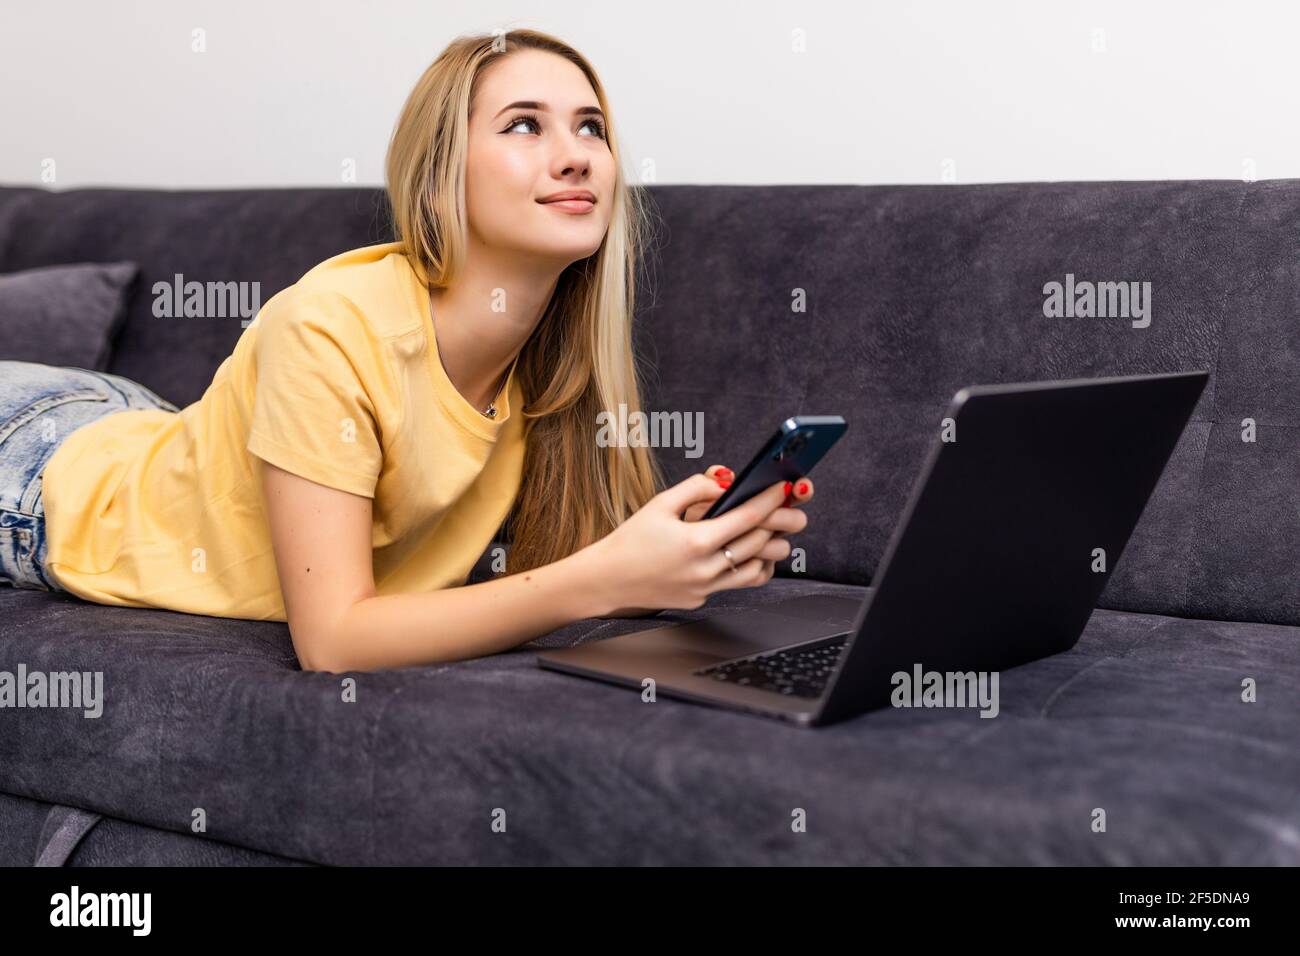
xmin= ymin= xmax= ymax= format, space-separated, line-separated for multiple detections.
xmin=505 ymin=115 xmax=540 ymax=134
xmin=504 ymin=115 xmax=607 ymax=140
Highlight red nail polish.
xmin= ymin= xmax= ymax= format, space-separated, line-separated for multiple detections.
xmin=783 ymin=481 xmax=793 ymax=497
xmin=717 ymin=467 xmax=733 ymax=480
xmin=797 ymin=481 xmax=809 ymax=495
xmin=717 ymin=478 xmax=732 ymax=488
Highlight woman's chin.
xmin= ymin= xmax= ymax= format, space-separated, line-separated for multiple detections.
xmin=527 ymin=237 xmax=605 ymax=264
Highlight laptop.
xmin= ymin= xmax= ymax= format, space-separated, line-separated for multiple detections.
xmin=537 ymin=370 xmax=1209 ymax=727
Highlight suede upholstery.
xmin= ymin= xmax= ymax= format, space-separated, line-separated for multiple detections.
xmin=0 ymin=260 xmax=139 ymax=369
xmin=0 ymin=182 xmax=1296 ymax=866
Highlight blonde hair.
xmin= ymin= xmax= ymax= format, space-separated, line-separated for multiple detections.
xmin=385 ymin=28 xmax=665 ymax=576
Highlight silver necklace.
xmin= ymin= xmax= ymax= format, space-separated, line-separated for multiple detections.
xmin=482 ymin=352 xmax=520 ymax=419
xmin=483 ymin=369 xmax=507 ymax=419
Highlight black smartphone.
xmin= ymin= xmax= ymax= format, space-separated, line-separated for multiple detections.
xmin=699 ymin=415 xmax=848 ymax=520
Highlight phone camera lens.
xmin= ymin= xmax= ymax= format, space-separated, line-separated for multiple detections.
xmin=777 ymin=433 xmax=809 ymax=461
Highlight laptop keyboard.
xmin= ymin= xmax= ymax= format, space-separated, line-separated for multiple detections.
xmin=693 ymin=633 xmax=851 ymax=699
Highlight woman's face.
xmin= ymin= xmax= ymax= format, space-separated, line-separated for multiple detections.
xmin=465 ymin=49 xmax=616 ymax=268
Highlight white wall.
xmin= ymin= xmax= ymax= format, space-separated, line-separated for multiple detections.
xmin=3 ymin=0 xmax=1297 ymax=188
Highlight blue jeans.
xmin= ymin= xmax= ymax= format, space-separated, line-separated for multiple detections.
xmin=0 ymin=360 xmax=180 ymax=592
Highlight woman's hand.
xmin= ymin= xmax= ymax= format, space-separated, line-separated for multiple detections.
xmin=686 ymin=463 xmax=814 ymax=582
xmin=586 ymin=464 xmax=813 ymax=617
xmin=684 ymin=463 xmax=816 ymax=521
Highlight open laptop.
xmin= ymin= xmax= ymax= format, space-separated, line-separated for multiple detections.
xmin=537 ymin=370 xmax=1209 ymax=727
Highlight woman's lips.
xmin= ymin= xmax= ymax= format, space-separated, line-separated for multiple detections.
xmin=540 ymin=199 xmax=595 ymax=214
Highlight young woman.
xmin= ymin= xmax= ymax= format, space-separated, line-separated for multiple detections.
xmin=0 ymin=29 xmax=815 ymax=671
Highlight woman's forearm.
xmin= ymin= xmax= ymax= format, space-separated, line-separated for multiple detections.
xmin=310 ymin=546 xmax=617 ymax=671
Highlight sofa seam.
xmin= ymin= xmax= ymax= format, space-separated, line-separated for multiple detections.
xmin=366 ymin=680 xmax=405 ymax=866
xmin=1180 ymin=182 xmax=1252 ymax=619
xmin=3 ymin=788 xmax=324 ymax=866
xmin=1038 ymin=612 xmax=1259 ymax=719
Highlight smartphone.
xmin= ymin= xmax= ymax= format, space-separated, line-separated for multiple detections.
xmin=699 ymin=415 xmax=848 ymax=520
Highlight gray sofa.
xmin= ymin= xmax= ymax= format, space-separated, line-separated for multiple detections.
xmin=0 ymin=181 xmax=1297 ymax=866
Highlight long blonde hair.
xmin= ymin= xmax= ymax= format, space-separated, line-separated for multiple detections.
xmin=385 ymin=29 xmax=665 ymax=575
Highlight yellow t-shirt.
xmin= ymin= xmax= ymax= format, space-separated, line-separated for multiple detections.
xmin=40 ymin=241 xmax=527 ymax=622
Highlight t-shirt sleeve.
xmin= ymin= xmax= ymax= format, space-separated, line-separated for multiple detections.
xmin=246 ymin=290 xmax=385 ymax=498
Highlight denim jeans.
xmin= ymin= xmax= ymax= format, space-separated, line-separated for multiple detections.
xmin=0 ymin=360 xmax=180 ymax=592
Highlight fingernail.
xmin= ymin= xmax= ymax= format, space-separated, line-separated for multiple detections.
xmin=783 ymin=481 xmax=793 ymax=497
xmin=796 ymin=481 xmax=809 ymax=495
xmin=717 ymin=478 xmax=732 ymax=488
xmin=717 ymin=467 xmax=733 ymax=480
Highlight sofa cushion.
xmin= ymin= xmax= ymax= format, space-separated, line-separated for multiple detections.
xmin=636 ymin=182 xmax=1295 ymax=629
xmin=3 ymin=181 xmax=1297 ymax=624
xmin=0 ymin=186 xmax=392 ymax=406
xmin=0 ymin=791 xmax=310 ymax=866
xmin=0 ymin=261 xmax=138 ymax=369
xmin=0 ymin=577 xmax=1295 ymax=866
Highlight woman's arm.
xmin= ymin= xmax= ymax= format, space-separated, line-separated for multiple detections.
xmin=327 ymin=547 xmax=614 ymax=669
xmin=259 ymin=461 xmax=803 ymax=671
xmin=258 ymin=459 xmax=616 ymax=672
